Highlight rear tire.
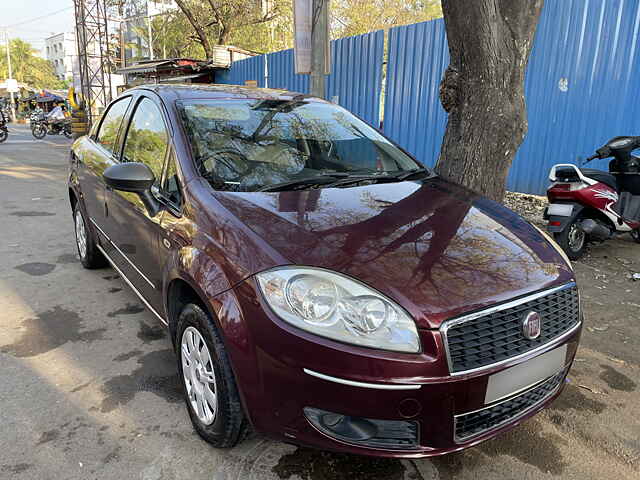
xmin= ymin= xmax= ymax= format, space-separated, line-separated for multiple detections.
xmin=32 ymin=125 xmax=46 ymax=139
xmin=73 ymin=204 xmax=106 ymax=269
xmin=176 ymin=304 xmax=250 ymax=448
xmin=0 ymin=130 xmax=7 ymax=143
xmin=553 ymin=216 xmax=587 ymax=260
xmin=631 ymin=229 xmax=640 ymax=244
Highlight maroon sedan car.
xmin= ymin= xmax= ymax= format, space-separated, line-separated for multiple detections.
xmin=68 ymin=84 xmax=581 ymax=457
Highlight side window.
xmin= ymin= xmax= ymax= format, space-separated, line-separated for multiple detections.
xmin=162 ymin=150 xmax=182 ymax=206
xmin=122 ymin=97 xmax=168 ymax=184
xmin=95 ymin=97 xmax=131 ymax=155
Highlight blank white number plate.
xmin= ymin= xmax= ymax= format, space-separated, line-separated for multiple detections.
xmin=485 ymin=345 xmax=567 ymax=405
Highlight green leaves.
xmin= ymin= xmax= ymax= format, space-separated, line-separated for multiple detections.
xmin=0 ymin=39 xmax=65 ymax=90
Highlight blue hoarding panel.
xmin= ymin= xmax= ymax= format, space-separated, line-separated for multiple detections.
xmin=216 ymin=55 xmax=266 ymax=87
xmin=327 ymin=30 xmax=384 ymax=126
xmin=383 ymin=19 xmax=449 ymax=169
xmin=267 ymin=49 xmax=310 ymax=93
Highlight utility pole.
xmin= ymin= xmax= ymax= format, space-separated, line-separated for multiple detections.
xmin=146 ymin=0 xmax=154 ymax=60
xmin=3 ymin=30 xmax=16 ymax=121
xmin=309 ymin=0 xmax=329 ymax=98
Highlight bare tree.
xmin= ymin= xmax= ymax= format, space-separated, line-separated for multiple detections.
xmin=173 ymin=0 xmax=279 ymax=58
xmin=435 ymin=0 xmax=544 ymax=201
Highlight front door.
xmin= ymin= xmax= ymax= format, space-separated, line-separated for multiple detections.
xmin=104 ymin=95 xmax=171 ymax=312
xmin=79 ymin=96 xmax=132 ymax=230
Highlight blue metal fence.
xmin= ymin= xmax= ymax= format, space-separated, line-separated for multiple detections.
xmin=382 ymin=19 xmax=449 ymax=170
xmin=326 ymin=30 xmax=384 ymax=126
xmin=215 ymin=55 xmax=266 ymax=87
xmin=383 ymin=0 xmax=640 ymax=194
xmin=267 ymin=48 xmax=310 ymax=93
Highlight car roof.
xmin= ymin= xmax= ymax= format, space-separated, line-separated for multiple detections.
xmin=125 ymin=83 xmax=325 ymax=103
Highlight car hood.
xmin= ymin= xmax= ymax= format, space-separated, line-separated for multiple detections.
xmin=214 ymin=178 xmax=575 ymax=328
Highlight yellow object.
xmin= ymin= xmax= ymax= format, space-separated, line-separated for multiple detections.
xmin=68 ymin=87 xmax=81 ymax=110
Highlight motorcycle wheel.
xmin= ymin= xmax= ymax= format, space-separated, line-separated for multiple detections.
xmin=32 ymin=125 xmax=47 ymax=139
xmin=553 ymin=216 xmax=587 ymax=260
xmin=0 ymin=129 xmax=7 ymax=143
xmin=63 ymin=128 xmax=73 ymax=139
xmin=631 ymin=229 xmax=640 ymax=244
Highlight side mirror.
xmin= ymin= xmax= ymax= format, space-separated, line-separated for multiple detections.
xmin=103 ymin=162 xmax=160 ymax=216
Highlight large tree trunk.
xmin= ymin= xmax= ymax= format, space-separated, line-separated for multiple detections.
xmin=435 ymin=0 xmax=544 ymax=202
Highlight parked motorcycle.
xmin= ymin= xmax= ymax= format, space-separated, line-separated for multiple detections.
xmin=31 ymin=117 xmax=73 ymax=139
xmin=0 ymin=111 xmax=8 ymax=143
xmin=544 ymin=136 xmax=640 ymax=259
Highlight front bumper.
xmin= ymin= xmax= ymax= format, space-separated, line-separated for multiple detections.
xmin=225 ymin=279 xmax=582 ymax=458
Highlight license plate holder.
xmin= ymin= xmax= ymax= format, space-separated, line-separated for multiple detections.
xmin=547 ymin=203 xmax=574 ymax=217
xmin=485 ymin=345 xmax=567 ymax=405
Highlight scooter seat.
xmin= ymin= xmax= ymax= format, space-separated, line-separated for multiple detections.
xmin=580 ymin=168 xmax=618 ymax=190
xmin=613 ymin=192 xmax=640 ymax=222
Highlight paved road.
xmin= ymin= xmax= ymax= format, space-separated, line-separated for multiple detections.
xmin=0 ymin=123 xmax=638 ymax=480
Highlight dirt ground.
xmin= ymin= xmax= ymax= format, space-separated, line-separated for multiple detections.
xmin=0 ymin=126 xmax=638 ymax=479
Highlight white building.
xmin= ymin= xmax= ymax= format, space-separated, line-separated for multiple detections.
xmin=45 ymin=32 xmax=76 ymax=82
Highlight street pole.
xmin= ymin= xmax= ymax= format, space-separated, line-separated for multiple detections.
xmin=4 ymin=29 xmax=16 ymax=122
xmin=146 ymin=0 xmax=154 ymax=60
xmin=310 ymin=0 xmax=328 ymax=98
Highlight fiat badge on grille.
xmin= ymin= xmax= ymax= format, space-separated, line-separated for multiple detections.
xmin=522 ymin=311 xmax=542 ymax=340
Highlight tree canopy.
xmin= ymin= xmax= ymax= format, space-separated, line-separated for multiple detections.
xmin=0 ymin=39 xmax=66 ymax=90
xmin=332 ymin=0 xmax=442 ymax=38
xmin=146 ymin=0 xmax=442 ymax=58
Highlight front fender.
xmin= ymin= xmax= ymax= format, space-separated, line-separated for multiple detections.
xmin=544 ymin=202 xmax=584 ymax=233
xmin=162 ymin=247 xmax=258 ymax=426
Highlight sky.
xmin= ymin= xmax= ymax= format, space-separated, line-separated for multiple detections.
xmin=1 ymin=0 xmax=75 ymax=55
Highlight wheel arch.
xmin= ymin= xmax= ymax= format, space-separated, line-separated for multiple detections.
xmin=69 ymin=187 xmax=78 ymax=211
xmin=164 ymin=272 xmax=257 ymax=428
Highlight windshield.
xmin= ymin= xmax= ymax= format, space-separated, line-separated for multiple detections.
xmin=177 ymin=98 xmax=422 ymax=191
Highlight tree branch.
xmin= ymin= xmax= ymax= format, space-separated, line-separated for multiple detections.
xmin=174 ymin=0 xmax=213 ymax=58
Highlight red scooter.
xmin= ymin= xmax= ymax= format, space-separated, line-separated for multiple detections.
xmin=544 ymin=136 xmax=640 ymax=259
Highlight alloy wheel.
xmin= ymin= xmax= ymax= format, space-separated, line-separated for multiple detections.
xmin=568 ymin=222 xmax=586 ymax=252
xmin=181 ymin=326 xmax=218 ymax=425
xmin=74 ymin=210 xmax=87 ymax=260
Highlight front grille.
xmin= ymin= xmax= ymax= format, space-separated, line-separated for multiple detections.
xmin=443 ymin=284 xmax=579 ymax=373
xmin=454 ymin=369 xmax=566 ymax=442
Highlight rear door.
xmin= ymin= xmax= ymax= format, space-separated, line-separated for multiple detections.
xmin=78 ymin=96 xmax=132 ymax=231
xmin=104 ymin=94 xmax=171 ymax=312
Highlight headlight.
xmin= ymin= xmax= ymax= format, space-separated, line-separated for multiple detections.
xmin=532 ymin=224 xmax=573 ymax=268
xmin=255 ymin=267 xmax=420 ymax=353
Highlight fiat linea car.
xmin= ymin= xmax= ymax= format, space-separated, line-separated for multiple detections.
xmin=68 ymin=84 xmax=581 ymax=457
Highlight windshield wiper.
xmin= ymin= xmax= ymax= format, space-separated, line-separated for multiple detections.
xmin=323 ymin=168 xmax=432 ymax=188
xmin=393 ymin=167 xmax=431 ymax=181
xmin=257 ymin=173 xmax=349 ymax=192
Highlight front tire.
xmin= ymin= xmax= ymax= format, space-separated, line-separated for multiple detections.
xmin=0 ymin=129 xmax=7 ymax=143
xmin=553 ymin=216 xmax=587 ymax=260
xmin=176 ymin=304 xmax=249 ymax=448
xmin=631 ymin=229 xmax=640 ymax=244
xmin=32 ymin=124 xmax=46 ymax=139
xmin=73 ymin=204 xmax=106 ymax=269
